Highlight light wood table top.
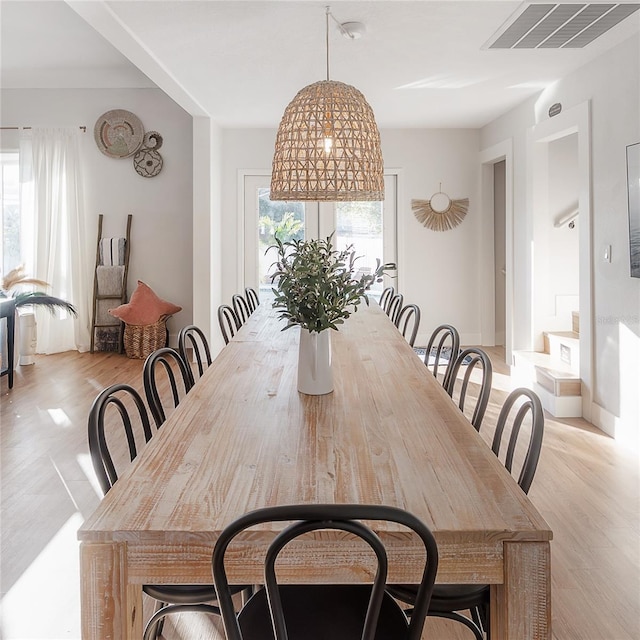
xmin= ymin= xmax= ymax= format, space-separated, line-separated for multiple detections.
xmin=79 ymin=300 xmax=552 ymax=639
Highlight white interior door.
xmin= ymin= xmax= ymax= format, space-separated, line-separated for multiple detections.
xmin=243 ymin=173 xmax=397 ymax=297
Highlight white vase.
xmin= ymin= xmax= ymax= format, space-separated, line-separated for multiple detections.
xmin=297 ymin=328 xmax=333 ymax=395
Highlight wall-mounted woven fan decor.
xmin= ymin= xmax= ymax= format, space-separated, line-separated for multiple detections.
xmin=412 ymin=186 xmax=469 ymax=232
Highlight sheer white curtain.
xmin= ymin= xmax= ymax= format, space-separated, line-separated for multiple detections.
xmin=19 ymin=128 xmax=91 ymax=353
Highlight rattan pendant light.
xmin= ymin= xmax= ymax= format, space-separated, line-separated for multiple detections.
xmin=270 ymin=7 xmax=384 ymax=201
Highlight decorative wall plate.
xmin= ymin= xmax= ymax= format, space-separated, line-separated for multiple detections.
xmin=133 ymin=148 xmax=163 ymax=178
xmin=94 ymin=109 xmax=144 ymax=158
xmin=143 ymin=131 xmax=163 ymax=150
xmin=412 ymin=186 xmax=469 ymax=232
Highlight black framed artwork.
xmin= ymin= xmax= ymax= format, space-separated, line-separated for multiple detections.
xmin=627 ymin=142 xmax=640 ymax=278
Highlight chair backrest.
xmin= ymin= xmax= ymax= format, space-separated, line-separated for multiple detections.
xmin=212 ymin=504 xmax=438 ymax=640
xmin=244 ymin=287 xmax=260 ymax=313
xmin=87 ymin=383 xmax=154 ymax=495
xmin=446 ymin=347 xmax=493 ymax=432
xmin=425 ymin=324 xmax=461 ymax=390
xmin=143 ymin=347 xmax=193 ymax=428
xmin=218 ymin=304 xmax=241 ymax=345
xmin=232 ymin=294 xmax=252 ymax=326
xmin=386 ymin=293 xmax=404 ymax=324
xmin=378 ymin=286 xmax=394 ymax=313
xmin=491 ymin=388 xmax=545 ymax=494
xmin=178 ymin=324 xmax=212 ymax=385
xmin=396 ymin=304 xmax=421 ymax=347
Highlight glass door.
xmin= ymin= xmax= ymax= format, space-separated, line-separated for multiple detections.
xmin=243 ymin=174 xmax=396 ymax=299
xmin=332 ymin=175 xmax=397 ymax=297
xmin=243 ymin=175 xmax=318 ymax=298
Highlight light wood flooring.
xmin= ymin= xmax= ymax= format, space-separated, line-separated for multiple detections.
xmin=1 ymin=347 xmax=638 ymax=639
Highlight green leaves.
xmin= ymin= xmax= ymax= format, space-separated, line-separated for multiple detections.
xmin=269 ymin=234 xmax=386 ymax=333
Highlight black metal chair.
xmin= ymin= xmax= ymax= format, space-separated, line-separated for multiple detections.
xmin=143 ymin=347 xmax=193 ymax=428
xmin=396 ymin=304 xmax=421 ymax=347
xmin=378 ymin=286 xmax=394 ymax=313
xmin=87 ymin=383 xmax=235 ymax=640
xmin=245 ymin=287 xmax=260 ymax=313
xmin=490 ymin=387 xmax=545 ymax=494
xmin=424 ymin=324 xmax=461 ymax=390
xmin=178 ymin=324 xmax=212 ymax=385
xmin=212 ymin=504 xmax=439 ymax=640
xmin=232 ymin=293 xmax=252 ymax=326
xmin=87 ymin=383 xmax=155 ymax=495
xmin=446 ymin=347 xmax=493 ymax=432
xmin=388 ymin=388 xmax=545 ymax=640
xmin=386 ymin=293 xmax=404 ymax=325
xmin=218 ymin=304 xmax=241 ymax=345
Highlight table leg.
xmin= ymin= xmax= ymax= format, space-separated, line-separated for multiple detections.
xmin=1 ymin=310 xmax=15 ymax=388
xmin=7 ymin=310 xmax=14 ymax=389
xmin=490 ymin=541 xmax=551 ymax=639
xmin=80 ymin=542 xmax=142 ymax=640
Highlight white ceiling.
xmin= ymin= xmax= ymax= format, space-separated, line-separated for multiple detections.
xmin=1 ymin=0 xmax=639 ymax=128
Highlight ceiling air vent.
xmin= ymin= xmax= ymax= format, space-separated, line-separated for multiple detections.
xmin=488 ymin=3 xmax=640 ymax=49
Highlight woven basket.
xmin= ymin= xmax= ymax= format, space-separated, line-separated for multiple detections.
xmin=123 ymin=318 xmax=167 ymax=359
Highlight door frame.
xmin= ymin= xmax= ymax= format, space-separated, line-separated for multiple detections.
xmin=238 ymin=169 xmax=268 ymax=295
xmin=480 ymin=139 xmax=514 ymax=364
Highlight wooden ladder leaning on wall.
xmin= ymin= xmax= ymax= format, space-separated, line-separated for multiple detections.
xmin=89 ymin=214 xmax=132 ymax=353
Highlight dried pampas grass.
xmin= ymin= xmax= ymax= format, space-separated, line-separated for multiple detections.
xmin=412 ymin=192 xmax=469 ymax=232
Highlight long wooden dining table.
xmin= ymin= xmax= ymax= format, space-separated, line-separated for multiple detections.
xmin=78 ymin=300 xmax=552 ymax=639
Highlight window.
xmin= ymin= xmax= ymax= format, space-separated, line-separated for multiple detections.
xmin=257 ymin=187 xmax=306 ymax=290
xmin=1 ymin=152 xmax=20 ymax=277
xmin=335 ymin=200 xmax=384 ymax=295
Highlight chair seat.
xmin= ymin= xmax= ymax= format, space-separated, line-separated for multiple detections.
xmin=143 ymin=584 xmax=219 ymax=604
xmin=238 ymin=585 xmax=410 ymax=640
xmin=387 ymin=583 xmax=489 ymax=612
xmin=430 ymin=583 xmax=489 ymax=612
xmin=144 ymin=583 xmax=248 ymax=604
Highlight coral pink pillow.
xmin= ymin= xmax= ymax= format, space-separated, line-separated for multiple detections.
xmin=109 ymin=280 xmax=181 ymax=325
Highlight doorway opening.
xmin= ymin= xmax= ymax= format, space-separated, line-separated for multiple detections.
xmin=480 ymin=139 xmax=513 ymax=364
xmin=528 ymin=101 xmax=592 ymax=419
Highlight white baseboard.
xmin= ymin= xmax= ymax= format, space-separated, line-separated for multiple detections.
xmin=580 ymin=402 xmax=638 ymax=451
xmin=589 ymin=402 xmax=615 ymax=437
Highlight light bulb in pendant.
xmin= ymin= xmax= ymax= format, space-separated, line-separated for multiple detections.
xmin=323 ymin=111 xmax=334 ymax=154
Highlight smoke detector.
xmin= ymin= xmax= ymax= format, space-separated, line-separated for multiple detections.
xmin=340 ymin=21 xmax=366 ymax=39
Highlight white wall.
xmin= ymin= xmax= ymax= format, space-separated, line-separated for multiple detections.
xmin=481 ymin=34 xmax=640 ymax=439
xmin=221 ymin=128 xmax=482 ymax=346
xmin=220 ymin=129 xmax=276 ymax=305
xmin=0 ymin=88 xmax=194 ymax=343
xmin=382 ymin=129 xmax=482 ymax=345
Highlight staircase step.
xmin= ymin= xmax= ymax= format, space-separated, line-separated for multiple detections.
xmin=534 ymin=382 xmax=583 ymax=418
xmin=535 ymin=365 xmax=581 ymax=397
xmin=512 ymin=350 xmax=582 ymax=417
xmin=543 ymin=331 xmax=580 ymax=373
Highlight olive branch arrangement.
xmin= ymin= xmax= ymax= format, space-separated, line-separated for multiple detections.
xmin=269 ymin=234 xmax=390 ymax=333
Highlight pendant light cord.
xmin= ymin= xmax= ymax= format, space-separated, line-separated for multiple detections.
xmin=326 ymin=6 xmax=330 ymax=81
xmin=326 ymin=6 xmax=357 ymax=80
